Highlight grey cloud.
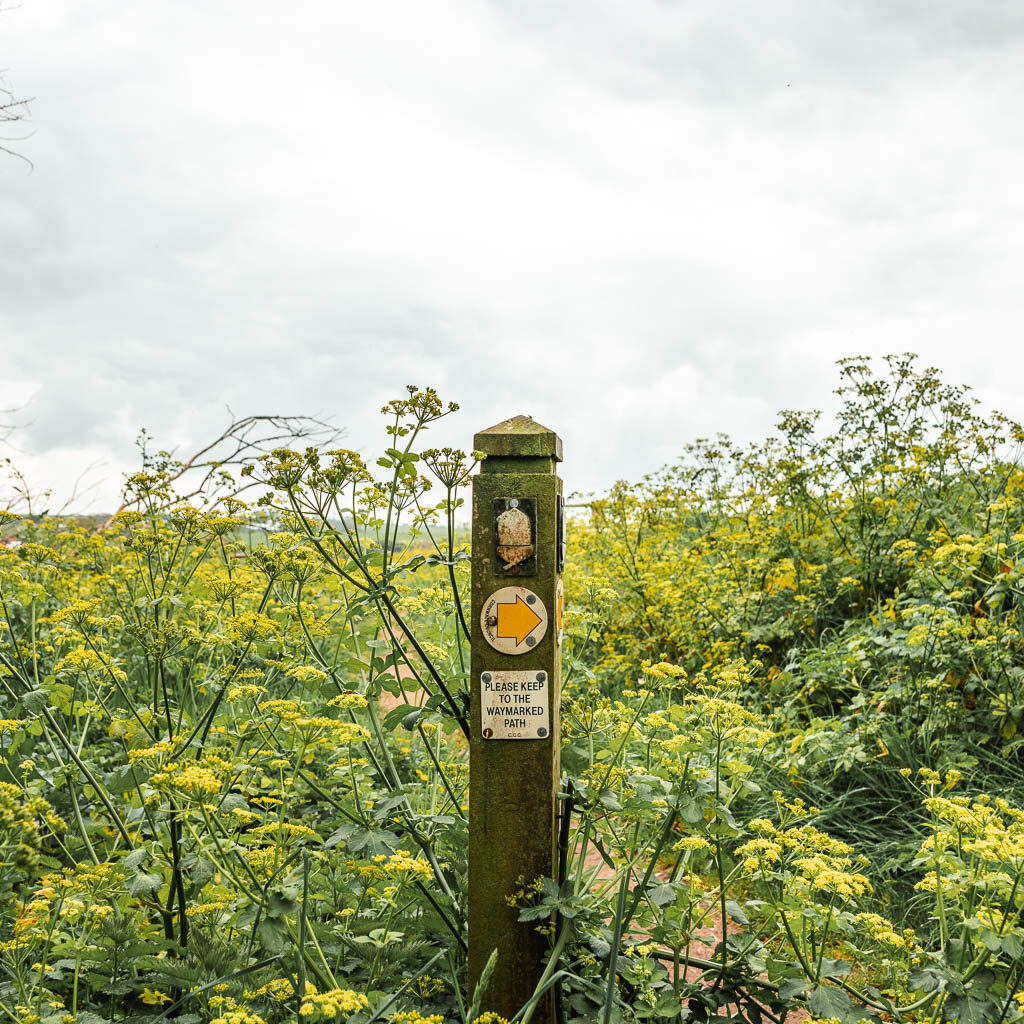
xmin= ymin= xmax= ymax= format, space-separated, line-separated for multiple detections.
xmin=489 ymin=0 xmax=1024 ymax=103
xmin=2 ymin=0 xmax=1024 ymax=511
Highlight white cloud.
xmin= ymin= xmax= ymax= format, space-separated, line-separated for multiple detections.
xmin=2 ymin=0 xmax=1024 ymax=510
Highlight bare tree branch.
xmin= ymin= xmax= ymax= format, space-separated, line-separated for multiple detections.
xmin=1 ymin=457 xmax=44 ymax=517
xmin=0 ymin=76 xmax=33 ymax=169
xmin=51 ymin=459 xmax=106 ymax=517
xmin=99 ymin=412 xmax=344 ymax=529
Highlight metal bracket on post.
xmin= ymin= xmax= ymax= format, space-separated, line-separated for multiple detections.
xmin=468 ymin=415 xmax=564 ymax=1024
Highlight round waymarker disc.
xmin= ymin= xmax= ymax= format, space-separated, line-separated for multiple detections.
xmin=480 ymin=586 xmax=548 ymax=655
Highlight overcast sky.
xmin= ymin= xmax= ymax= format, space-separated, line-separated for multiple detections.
xmin=2 ymin=0 xmax=1024 ymax=511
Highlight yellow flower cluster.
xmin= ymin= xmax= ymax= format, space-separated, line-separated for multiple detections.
xmin=286 ymin=664 xmax=329 ymax=683
xmin=211 ymin=1009 xmax=267 ymax=1024
xmin=915 ymin=790 xmax=1024 ymax=936
xmin=11 ymin=862 xmax=126 ymax=944
xmin=256 ymin=698 xmax=371 ymax=739
xmin=0 ymin=784 xmax=65 ymax=874
xmin=642 ymin=660 xmax=687 ymax=680
xmin=327 ymin=691 xmax=369 ymax=709
xmin=127 ymin=739 xmax=179 ymax=761
xmin=206 ymin=993 xmax=267 ymax=1024
xmin=243 ymin=848 xmax=282 ymax=878
xmin=246 ymin=821 xmax=319 ymax=840
xmin=672 ymin=836 xmax=712 ymax=854
xmin=791 ymin=856 xmax=871 ymax=898
xmin=150 ymin=762 xmax=223 ymax=795
xmin=246 ymin=977 xmax=295 ymax=1002
xmin=228 ymin=684 xmax=267 ymax=701
xmin=225 ymin=611 xmax=280 ymax=643
xmin=369 ymin=850 xmax=432 ymax=878
xmin=298 ymin=987 xmax=368 ymax=1018
xmin=406 ymin=974 xmax=446 ymax=998
xmin=737 ymin=820 xmax=872 ymax=900
xmin=186 ymin=899 xmax=231 ymax=918
xmin=853 ymin=912 xmax=909 ymax=949
xmin=54 ymin=646 xmax=106 ymax=674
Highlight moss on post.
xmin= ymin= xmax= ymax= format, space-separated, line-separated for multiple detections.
xmin=468 ymin=415 xmax=564 ymax=1024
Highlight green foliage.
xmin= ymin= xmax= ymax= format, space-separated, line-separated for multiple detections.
xmin=0 ymin=359 xmax=1022 ymax=1024
xmin=561 ymin=354 xmax=1024 ymax=1022
xmin=0 ymin=389 xmax=475 ymax=1024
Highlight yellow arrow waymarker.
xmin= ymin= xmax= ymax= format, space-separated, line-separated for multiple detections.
xmin=480 ymin=586 xmax=548 ymax=655
xmin=496 ymin=594 xmax=542 ymax=644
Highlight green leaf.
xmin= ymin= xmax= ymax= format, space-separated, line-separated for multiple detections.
xmin=324 ymin=823 xmax=398 ymax=856
xmin=724 ymin=900 xmax=749 ymax=925
xmin=219 ymin=792 xmax=249 ymax=814
xmin=382 ymin=703 xmax=421 ymax=731
xmin=818 ymin=958 xmax=853 ymax=980
xmin=807 ymin=984 xmax=851 ymax=1020
xmin=678 ymin=798 xmax=703 ymax=824
xmin=908 ymin=966 xmax=944 ymax=993
xmin=256 ymin=919 xmax=288 ymax=954
xmin=189 ymin=856 xmax=217 ymax=888
xmin=22 ymin=689 xmax=49 ymax=713
xmin=266 ymin=892 xmax=296 ymax=919
xmin=774 ymin=974 xmax=806 ymax=999
xmin=74 ymin=1012 xmax=111 ymax=1024
xmin=126 ymin=871 xmax=162 ymax=897
xmin=647 ymin=883 xmax=675 ymax=907
xmin=106 ymin=764 xmax=141 ymax=796
xmin=518 ymin=904 xmax=551 ymax=922
xmin=100 ymin=980 xmax=135 ymax=997
xmin=402 ymin=707 xmax=426 ymax=730
xmin=123 ymin=848 xmax=148 ymax=872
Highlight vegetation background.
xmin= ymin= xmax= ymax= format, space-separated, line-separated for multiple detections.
xmin=0 ymin=355 xmax=1022 ymax=1024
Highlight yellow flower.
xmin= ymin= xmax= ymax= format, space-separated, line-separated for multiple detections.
xmin=150 ymin=762 xmax=222 ymax=795
xmin=141 ymin=988 xmax=172 ymax=1005
xmin=298 ymin=988 xmax=368 ymax=1018
xmin=672 ymin=836 xmax=711 ymax=854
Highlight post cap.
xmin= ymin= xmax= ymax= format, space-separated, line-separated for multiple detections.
xmin=474 ymin=415 xmax=563 ymax=461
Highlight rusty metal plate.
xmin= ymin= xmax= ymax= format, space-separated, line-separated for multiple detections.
xmin=555 ymin=578 xmax=564 ymax=646
xmin=480 ymin=670 xmax=550 ymax=740
xmin=556 ymin=493 xmax=566 ymax=573
xmin=494 ymin=497 xmax=536 ymax=576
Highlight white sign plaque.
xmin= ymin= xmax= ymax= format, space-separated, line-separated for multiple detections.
xmin=479 ymin=670 xmax=550 ymax=740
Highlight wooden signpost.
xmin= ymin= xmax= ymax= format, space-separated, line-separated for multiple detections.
xmin=469 ymin=415 xmax=564 ymax=1024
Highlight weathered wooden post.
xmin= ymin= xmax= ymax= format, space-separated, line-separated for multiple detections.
xmin=469 ymin=415 xmax=565 ymax=1023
